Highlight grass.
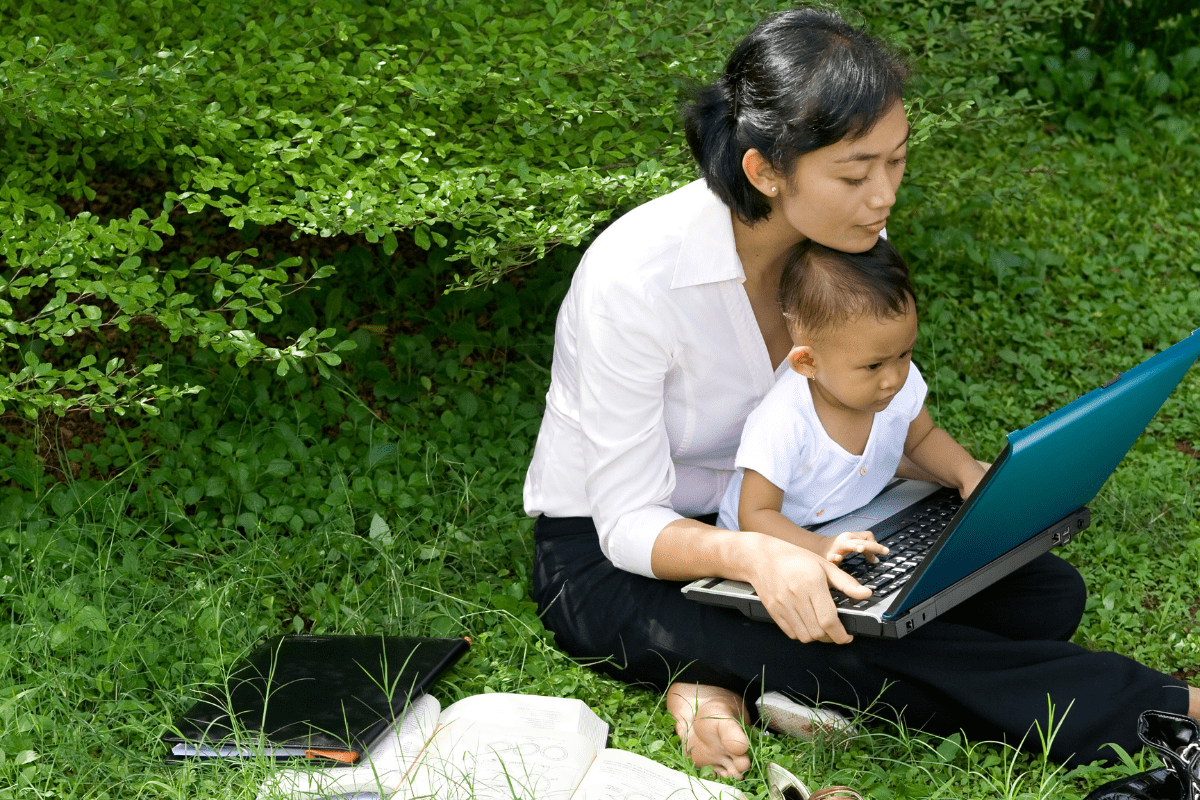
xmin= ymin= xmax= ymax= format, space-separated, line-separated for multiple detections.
xmin=3 ymin=23 xmax=1200 ymax=800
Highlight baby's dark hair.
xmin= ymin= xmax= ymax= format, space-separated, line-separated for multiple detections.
xmin=684 ymin=7 xmax=908 ymax=225
xmin=778 ymin=237 xmax=916 ymax=339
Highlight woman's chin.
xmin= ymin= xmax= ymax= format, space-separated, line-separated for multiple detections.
xmin=831 ymin=231 xmax=881 ymax=254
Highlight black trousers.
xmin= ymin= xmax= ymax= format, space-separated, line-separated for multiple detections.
xmin=532 ymin=515 xmax=1189 ymax=766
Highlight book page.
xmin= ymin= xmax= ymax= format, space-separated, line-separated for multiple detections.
xmin=370 ymin=693 xmax=442 ymax=771
xmin=257 ymin=693 xmax=442 ymax=799
xmin=395 ymin=718 xmax=599 ymax=800
xmin=573 ymin=749 xmax=747 ymax=800
xmin=437 ymin=693 xmax=608 ymax=750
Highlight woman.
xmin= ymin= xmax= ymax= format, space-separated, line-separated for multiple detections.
xmin=523 ymin=7 xmax=1196 ymax=778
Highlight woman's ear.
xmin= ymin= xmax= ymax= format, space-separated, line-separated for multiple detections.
xmin=787 ymin=345 xmax=816 ymax=378
xmin=741 ymin=148 xmax=781 ymax=198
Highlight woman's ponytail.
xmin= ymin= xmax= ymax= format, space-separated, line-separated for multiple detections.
xmin=685 ymin=76 xmax=770 ymax=224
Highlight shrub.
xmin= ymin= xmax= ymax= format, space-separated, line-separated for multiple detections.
xmin=0 ymin=0 xmax=1082 ymax=419
xmin=1063 ymin=0 xmax=1200 ymax=55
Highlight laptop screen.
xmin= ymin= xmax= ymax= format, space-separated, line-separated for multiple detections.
xmin=891 ymin=329 xmax=1200 ymax=616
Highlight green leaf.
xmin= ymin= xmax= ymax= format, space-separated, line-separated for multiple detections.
xmin=458 ymin=392 xmax=479 ymax=419
xmin=75 ymin=605 xmax=109 ymax=633
xmin=935 ymin=733 xmax=962 ymax=762
xmin=265 ymin=459 xmax=294 ymax=477
xmin=413 ymin=226 xmax=431 ymax=250
xmin=369 ymin=513 xmax=392 ymax=542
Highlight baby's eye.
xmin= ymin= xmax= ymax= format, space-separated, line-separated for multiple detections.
xmin=866 ymin=362 xmax=882 ymax=371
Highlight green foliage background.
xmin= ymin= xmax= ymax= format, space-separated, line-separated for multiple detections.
xmin=1 ymin=0 xmax=1077 ymax=418
xmin=1 ymin=0 xmax=1199 ymax=798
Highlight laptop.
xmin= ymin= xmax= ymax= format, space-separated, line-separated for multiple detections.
xmin=683 ymin=327 xmax=1200 ymax=639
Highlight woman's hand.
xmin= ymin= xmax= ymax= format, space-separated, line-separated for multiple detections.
xmin=748 ymin=535 xmax=872 ymax=644
xmin=650 ymin=520 xmax=871 ymax=644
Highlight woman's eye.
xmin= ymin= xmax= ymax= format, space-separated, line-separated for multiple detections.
xmin=889 ymin=156 xmax=907 ymax=167
xmin=844 ymin=177 xmax=868 ymax=187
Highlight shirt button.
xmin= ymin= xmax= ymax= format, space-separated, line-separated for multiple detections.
xmin=860 ymin=467 xmax=868 ymax=475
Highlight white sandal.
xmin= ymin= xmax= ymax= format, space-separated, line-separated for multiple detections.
xmin=757 ymin=691 xmax=857 ymax=740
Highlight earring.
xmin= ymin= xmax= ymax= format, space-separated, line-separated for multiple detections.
xmin=771 ymin=186 xmax=778 ymax=194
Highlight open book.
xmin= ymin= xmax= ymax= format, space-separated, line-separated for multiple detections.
xmin=258 ymin=692 xmax=746 ymax=800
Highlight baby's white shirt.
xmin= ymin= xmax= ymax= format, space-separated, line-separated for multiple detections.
xmin=717 ymin=364 xmax=927 ymax=532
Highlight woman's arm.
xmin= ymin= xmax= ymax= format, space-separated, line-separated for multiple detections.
xmin=650 ymin=519 xmax=872 ymax=643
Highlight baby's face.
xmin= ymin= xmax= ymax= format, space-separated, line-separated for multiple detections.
xmin=805 ymin=308 xmax=918 ymax=414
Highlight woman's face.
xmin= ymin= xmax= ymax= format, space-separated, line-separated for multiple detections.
xmin=775 ymin=102 xmax=910 ymax=253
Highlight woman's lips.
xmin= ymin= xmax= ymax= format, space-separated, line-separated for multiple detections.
xmin=863 ymin=219 xmax=888 ymax=234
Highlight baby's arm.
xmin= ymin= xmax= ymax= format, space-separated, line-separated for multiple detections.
xmin=903 ymin=407 xmax=988 ymax=499
xmin=738 ymin=470 xmax=888 ymax=563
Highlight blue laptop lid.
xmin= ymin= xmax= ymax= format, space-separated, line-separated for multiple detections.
xmin=889 ymin=327 xmax=1200 ymax=618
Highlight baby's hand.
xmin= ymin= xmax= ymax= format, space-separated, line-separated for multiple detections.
xmin=820 ymin=530 xmax=889 ymax=564
xmin=960 ymin=460 xmax=990 ymax=500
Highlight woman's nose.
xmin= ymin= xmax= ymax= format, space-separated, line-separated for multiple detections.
xmin=869 ymin=173 xmax=897 ymax=210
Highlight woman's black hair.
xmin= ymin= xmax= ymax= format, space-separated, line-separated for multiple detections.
xmin=778 ymin=237 xmax=916 ymax=338
xmin=685 ymin=7 xmax=908 ymax=224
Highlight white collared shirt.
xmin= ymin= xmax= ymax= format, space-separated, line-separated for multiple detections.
xmin=523 ymin=180 xmax=790 ymax=578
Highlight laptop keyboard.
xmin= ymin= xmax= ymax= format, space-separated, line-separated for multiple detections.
xmin=831 ymin=492 xmax=964 ymax=610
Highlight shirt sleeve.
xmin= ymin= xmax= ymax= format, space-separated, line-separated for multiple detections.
xmin=896 ymin=363 xmax=928 ymax=421
xmin=575 ymin=264 xmax=683 ymax=578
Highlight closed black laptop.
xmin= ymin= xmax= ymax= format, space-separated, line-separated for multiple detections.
xmin=164 ymin=635 xmax=470 ymax=761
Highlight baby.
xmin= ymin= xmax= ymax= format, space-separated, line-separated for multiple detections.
xmin=717 ymin=237 xmax=986 ymax=566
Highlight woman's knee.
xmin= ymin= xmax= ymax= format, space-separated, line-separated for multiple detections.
xmin=1037 ymin=554 xmax=1088 ymax=640
xmin=949 ymin=552 xmax=1087 ymax=641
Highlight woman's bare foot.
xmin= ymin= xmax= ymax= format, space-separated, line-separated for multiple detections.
xmin=666 ymin=682 xmax=751 ymax=779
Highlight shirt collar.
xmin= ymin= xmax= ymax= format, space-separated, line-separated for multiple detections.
xmin=670 ymin=181 xmax=745 ymax=289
